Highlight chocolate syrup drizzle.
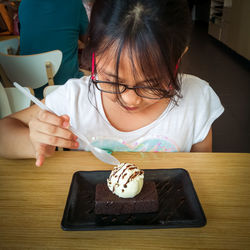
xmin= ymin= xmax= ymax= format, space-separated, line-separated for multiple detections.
xmin=107 ymin=163 xmax=144 ymax=193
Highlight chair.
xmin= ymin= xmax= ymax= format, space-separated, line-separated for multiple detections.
xmin=0 ymin=81 xmax=33 ymax=118
xmin=5 ymin=87 xmax=34 ymax=113
xmin=0 ymin=50 xmax=62 ymax=88
xmin=0 ymin=38 xmax=19 ymax=55
xmin=0 ymin=81 xmax=11 ymax=118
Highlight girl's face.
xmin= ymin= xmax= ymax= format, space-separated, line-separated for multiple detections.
xmin=95 ymin=50 xmax=169 ymax=113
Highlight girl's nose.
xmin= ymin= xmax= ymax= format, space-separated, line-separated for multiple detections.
xmin=121 ymin=89 xmax=142 ymax=107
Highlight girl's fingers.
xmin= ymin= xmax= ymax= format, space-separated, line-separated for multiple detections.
xmin=61 ymin=115 xmax=70 ymax=125
xmin=30 ymin=111 xmax=78 ymax=165
xmin=30 ymin=118 xmax=77 ymax=141
xmin=34 ymin=144 xmax=56 ymax=167
xmin=38 ymin=110 xmax=69 ymax=128
xmin=35 ymin=153 xmax=45 ymax=167
xmin=30 ymin=112 xmax=75 ymax=167
xmin=31 ymin=130 xmax=79 ymax=149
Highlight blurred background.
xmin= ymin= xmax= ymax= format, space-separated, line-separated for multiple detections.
xmin=182 ymin=0 xmax=250 ymax=152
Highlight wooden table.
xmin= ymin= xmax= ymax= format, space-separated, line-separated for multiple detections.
xmin=0 ymin=152 xmax=249 ymax=249
xmin=0 ymin=35 xmax=19 ymax=41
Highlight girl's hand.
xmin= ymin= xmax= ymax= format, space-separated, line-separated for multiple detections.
xmin=28 ymin=110 xmax=79 ymax=167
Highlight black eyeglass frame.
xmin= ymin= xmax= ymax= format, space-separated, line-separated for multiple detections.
xmin=91 ymin=53 xmax=172 ymax=100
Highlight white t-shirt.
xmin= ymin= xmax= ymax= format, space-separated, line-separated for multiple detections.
xmin=46 ymin=74 xmax=224 ymax=152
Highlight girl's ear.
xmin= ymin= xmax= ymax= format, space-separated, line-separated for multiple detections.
xmin=181 ymin=46 xmax=189 ymax=58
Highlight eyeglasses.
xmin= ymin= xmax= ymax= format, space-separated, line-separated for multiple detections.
xmin=90 ymin=53 xmax=171 ymax=100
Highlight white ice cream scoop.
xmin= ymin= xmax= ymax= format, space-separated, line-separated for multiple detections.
xmin=107 ymin=163 xmax=144 ymax=198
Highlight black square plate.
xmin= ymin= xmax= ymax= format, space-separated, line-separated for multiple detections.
xmin=61 ymin=169 xmax=206 ymax=230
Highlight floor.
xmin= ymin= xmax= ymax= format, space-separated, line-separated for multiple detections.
xmin=182 ymin=22 xmax=250 ymax=152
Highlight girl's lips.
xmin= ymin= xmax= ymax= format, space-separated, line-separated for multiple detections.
xmin=124 ymin=106 xmax=138 ymax=111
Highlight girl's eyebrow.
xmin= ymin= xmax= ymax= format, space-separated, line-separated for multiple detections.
xmin=102 ymin=70 xmax=159 ymax=84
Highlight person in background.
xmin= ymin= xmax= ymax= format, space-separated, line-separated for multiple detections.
xmin=18 ymin=0 xmax=89 ymax=98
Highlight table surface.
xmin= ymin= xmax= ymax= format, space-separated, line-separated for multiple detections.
xmin=0 ymin=35 xmax=19 ymax=41
xmin=0 ymin=152 xmax=249 ymax=249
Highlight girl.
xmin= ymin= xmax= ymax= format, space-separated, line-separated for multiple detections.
xmin=0 ymin=0 xmax=224 ymax=166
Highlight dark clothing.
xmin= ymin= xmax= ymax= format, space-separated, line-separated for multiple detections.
xmin=19 ymin=0 xmax=88 ymax=87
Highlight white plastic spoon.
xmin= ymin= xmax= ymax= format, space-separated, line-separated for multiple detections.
xmin=13 ymin=82 xmax=120 ymax=165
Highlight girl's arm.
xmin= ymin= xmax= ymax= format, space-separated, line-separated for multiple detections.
xmin=0 ymin=101 xmax=78 ymax=166
xmin=190 ymin=128 xmax=212 ymax=152
xmin=0 ymin=106 xmax=37 ymax=159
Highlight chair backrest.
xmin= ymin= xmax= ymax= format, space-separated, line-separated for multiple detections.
xmin=0 ymin=81 xmax=12 ymax=118
xmin=0 ymin=82 xmax=33 ymax=118
xmin=43 ymin=85 xmax=60 ymax=97
xmin=5 ymin=87 xmax=33 ymax=114
xmin=0 ymin=50 xmax=62 ymax=89
xmin=0 ymin=38 xmax=19 ymax=54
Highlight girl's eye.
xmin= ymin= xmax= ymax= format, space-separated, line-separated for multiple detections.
xmin=104 ymin=78 xmax=112 ymax=82
xmin=104 ymin=77 xmax=117 ymax=82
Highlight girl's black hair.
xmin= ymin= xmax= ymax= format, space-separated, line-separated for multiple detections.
xmin=82 ymin=0 xmax=192 ymax=104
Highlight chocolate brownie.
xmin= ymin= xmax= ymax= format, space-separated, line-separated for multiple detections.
xmin=95 ymin=181 xmax=159 ymax=215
